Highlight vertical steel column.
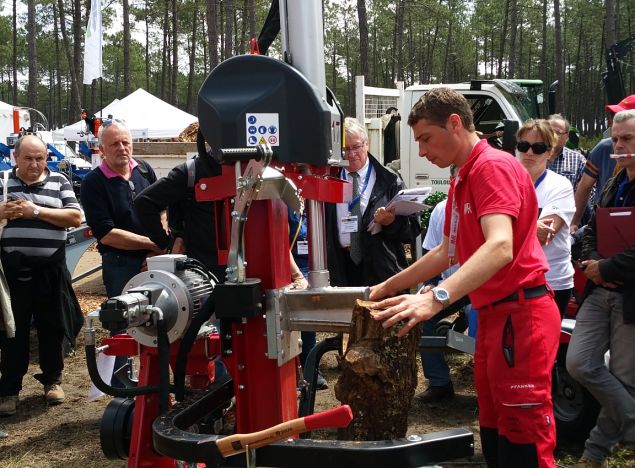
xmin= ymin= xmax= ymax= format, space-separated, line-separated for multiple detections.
xmin=280 ymin=1 xmax=332 ymax=287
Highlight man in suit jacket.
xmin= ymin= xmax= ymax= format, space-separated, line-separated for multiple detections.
xmin=325 ymin=117 xmax=420 ymax=287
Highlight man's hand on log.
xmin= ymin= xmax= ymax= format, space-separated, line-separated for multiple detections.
xmin=369 ymin=280 xmax=393 ymax=301
xmin=369 ymin=292 xmax=443 ymax=338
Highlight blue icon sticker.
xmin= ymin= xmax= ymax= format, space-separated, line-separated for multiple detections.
xmin=268 ymin=125 xmax=277 ymax=134
xmin=248 ymin=115 xmax=257 ymax=124
xmin=258 ymin=126 xmax=267 ymax=134
xmin=248 ymin=126 xmax=257 ymax=134
xmin=248 ymin=136 xmax=257 ymax=145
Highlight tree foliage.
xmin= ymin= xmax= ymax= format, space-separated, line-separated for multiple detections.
xmin=0 ymin=0 xmax=632 ymax=138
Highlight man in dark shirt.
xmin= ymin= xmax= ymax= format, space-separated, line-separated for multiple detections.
xmin=134 ymin=153 xmax=225 ymax=281
xmin=566 ymin=109 xmax=635 ymax=468
xmin=81 ymin=120 xmax=162 ymax=298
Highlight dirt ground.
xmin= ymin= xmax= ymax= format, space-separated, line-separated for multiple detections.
xmin=1 ymin=251 xmax=633 ymax=467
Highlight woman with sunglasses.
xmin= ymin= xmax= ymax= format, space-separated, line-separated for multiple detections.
xmin=516 ymin=119 xmax=576 ymax=316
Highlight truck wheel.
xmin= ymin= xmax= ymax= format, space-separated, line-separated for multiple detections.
xmin=553 ymin=347 xmax=600 ymax=442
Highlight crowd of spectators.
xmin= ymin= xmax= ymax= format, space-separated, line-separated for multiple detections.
xmin=0 ymin=93 xmax=634 ymax=468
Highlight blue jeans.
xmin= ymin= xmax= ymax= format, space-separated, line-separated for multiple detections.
xmin=420 ymin=317 xmax=451 ymax=387
xmin=101 ymin=252 xmax=145 ymax=297
xmin=101 ymin=252 xmax=144 ymax=387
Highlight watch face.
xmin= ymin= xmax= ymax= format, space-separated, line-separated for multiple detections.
xmin=434 ymin=288 xmax=449 ymax=302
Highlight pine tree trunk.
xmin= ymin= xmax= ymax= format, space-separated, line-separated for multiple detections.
xmin=27 ymin=0 xmax=37 ymax=108
xmin=123 ymin=0 xmax=131 ymax=96
xmin=357 ymin=0 xmax=369 ymax=85
xmin=206 ymin=0 xmax=219 ymax=69
xmin=171 ymin=0 xmax=178 ymax=104
xmin=12 ymin=0 xmax=18 ymax=103
xmin=335 ymin=300 xmax=420 ymax=441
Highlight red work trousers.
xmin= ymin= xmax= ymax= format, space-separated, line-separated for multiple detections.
xmin=475 ymin=293 xmax=560 ymax=468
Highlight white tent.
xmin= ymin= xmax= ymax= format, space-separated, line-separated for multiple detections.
xmin=0 ymin=100 xmax=31 ymax=143
xmin=52 ymin=88 xmax=197 ymax=141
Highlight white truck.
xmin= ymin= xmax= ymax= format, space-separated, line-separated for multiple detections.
xmin=357 ymin=78 xmax=546 ymax=193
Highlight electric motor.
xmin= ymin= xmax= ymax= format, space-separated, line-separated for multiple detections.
xmin=99 ymin=255 xmax=217 ymax=347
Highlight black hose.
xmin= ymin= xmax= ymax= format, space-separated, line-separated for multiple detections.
xmin=157 ymin=317 xmax=171 ymax=414
xmin=173 ymin=296 xmax=216 ymax=401
xmin=85 ymin=344 xmax=161 ymax=398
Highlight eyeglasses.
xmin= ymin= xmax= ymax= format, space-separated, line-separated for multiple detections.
xmin=516 ymin=140 xmax=550 ymax=155
xmin=343 ymin=142 xmax=365 ymax=154
xmin=128 ymin=180 xmax=136 ymax=194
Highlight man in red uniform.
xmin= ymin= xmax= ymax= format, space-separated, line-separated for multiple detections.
xmin=369 ymin=88 xmax=561 ymax=467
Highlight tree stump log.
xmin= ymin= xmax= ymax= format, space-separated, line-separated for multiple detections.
xmin=334 ymin=299 xmax=421 ymax=440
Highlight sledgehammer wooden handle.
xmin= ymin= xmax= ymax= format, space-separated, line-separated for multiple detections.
xmin=215 ymin=405 xmax=353 ymax=457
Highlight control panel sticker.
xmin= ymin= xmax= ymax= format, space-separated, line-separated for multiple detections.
xmin=245 ymin=113 xmax=280 ymax=146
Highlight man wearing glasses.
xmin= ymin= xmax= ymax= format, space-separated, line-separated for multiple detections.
xmin=81 ymin=119 xmax=162 ymax=299
xmin=547 ymin=114 xmax=587 ymax=191
xmin=369 ymin=88 xmax=560 ymax=467
xmin=324 ymin=117 xmax=420 ymax=288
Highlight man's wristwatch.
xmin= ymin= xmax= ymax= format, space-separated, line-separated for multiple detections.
xmin=33 ymin=207 xmax=40 ymax=218
xmin=431 ymin=287 xmax=450 ymax=309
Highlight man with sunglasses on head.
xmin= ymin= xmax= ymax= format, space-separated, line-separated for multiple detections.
xmin=324 ymin=117 xmax=420 ymax=288
xmin=369 ymin=88 xmax=560 ymax=467
xmin=571 ymin=95 xmax=635 ymax=234
xmin=566 ymin=109 xmax=635 ymax=468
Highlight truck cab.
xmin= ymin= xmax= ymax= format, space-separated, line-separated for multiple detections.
xmin=399 ymin=79 xmax=536 ymax=193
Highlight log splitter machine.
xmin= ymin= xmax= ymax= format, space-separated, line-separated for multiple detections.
xmin=84 ymin=2 xmax=474 ymax=467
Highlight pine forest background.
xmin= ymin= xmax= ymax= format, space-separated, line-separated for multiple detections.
xmin=0 ymin=0 xmax=633 ymax=139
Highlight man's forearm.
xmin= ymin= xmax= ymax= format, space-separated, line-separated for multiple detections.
xmin=38 ymin=207 xmax=82 ymax=228
xmin=383 ymin=243 xmax=448 ymax=294
xmin=100 ymin=228 xmax=161 ymax=252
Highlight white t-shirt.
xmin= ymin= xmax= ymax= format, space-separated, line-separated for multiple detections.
xmin=535 ymin=170 xmax=575 ymax=290
xmin=336 ymin=159 xmax=376 ymax=247
xmin=422 ymin=199 xmax=459 ymax=280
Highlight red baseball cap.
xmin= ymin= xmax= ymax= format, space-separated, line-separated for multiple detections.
xmin=606 ymin=94 xmax=635 ymax=113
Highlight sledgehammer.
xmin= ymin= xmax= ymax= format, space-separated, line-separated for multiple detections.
xmin=215 ymin=405 xmax=353 ymax=457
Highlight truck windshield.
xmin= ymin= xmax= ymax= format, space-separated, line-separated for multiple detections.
xmin=497 ymin=86 xmax=534 ymax=121
xmin=494 ymin=80 xmax=542 ymax=122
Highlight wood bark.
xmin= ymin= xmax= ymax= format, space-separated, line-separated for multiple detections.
xmin=171 ymin=0 xmax=178 ymax=104
xmin=554 ymin=0 xmax=565 ymax=113
xmin=71 ymin=0 xmax=82 ymax=117
xmin=508 ymin=0 xmax=518 ymax=78
xmin=12 ymin=0 xmax=18 ymax=103
xmin=206 ymin=0 xmax=219 ymax=69
xmin=497 ymin=0 xmax=509 ymax=78
xmin=123 ymin=0 xmax=131 ymax=96
xmin=145 ymin=1 xmax=150 ymax=91
xmin=394 ymin=0 xmax=405 ymax=82
xmin=57 ymin=0 xmax=81 ymax=122
xmin=186 ymin=1 xmax=198 ymax=113
xmin=357 ymin=0 xmax=369 ymax=85
xmin=223 ymin=0 xmax=234 ymax=60
xmin=335 ymin=300 xmax=420 ymax=441
xmin=27 ymin=0 xmax=37 ymax=108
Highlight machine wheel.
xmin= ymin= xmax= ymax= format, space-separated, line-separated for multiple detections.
xmin=553 ymin=346 xmax=600 ymax=441
xmin=100 ymin=397 xmax=135 ymax=459
xmin=434 ymin=319 xmax=452 ymax=337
